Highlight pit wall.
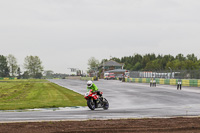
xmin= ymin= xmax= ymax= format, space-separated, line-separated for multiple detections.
xmin=125 ymin=78 xmax=200 ymax=87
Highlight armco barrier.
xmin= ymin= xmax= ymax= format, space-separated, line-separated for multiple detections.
xmin=182 ymin=79 xmax=190 ymax=86
xmin=190 ymin=80 xmax=198 ymax=87
xmin=146 ymin=78 xmax=150 ymax=83
xmin=164 ymin=79 xmax=170 ymax=85
xmin=170 ymin=79 xmax=177 ymax=85
xmin=125 ymin=78 xmax=200 ymax=87
xmin=142 ymin=78 xmax=146 ymax=83
xmin=159 ymin=79 xmax=164 ymax=84
xmin=198 ymin=80 xmax=200 ymax=87
xmin=156 ymin=79 xmax=160 ymax=84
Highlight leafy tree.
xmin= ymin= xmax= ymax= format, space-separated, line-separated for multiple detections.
xmin=17 ymin=67 xmax=22 ymax=79
xmin=7 ymin=54 xmax=18 ymax=77
xmin=166 ymin=60 xmax=182 ymax=70
xmin=0 ymin=55 xmax=10 ymax=77
xmin=145 ymin=59 xmax=162 ymax=71
xmin=161 ymin=55 xmax=175 ymax=69
xmin=110 ymin=57 xmax=121 ymax=63
xmin=176 ymin=54 xmax=186 ymax=61
xmin=184 ymin=60 xmax=196 ymax=70
xmin=186 ymin=54 xmax=197 ymax=62
xmin=131 ymin=54 xmax=142 ymax=65
xmin=44 ymin=70 xmax=54 ymax=79
xmin=98 ymin=53 xmax=200 ymax=72
xmin=132 ymin=62 xmax=141 ymax=71
xmin=22 ymin=71 xmax=29 ymax=79
xmin=100 ymin=59 xmax=108 ymax=64
xmin=141 ymin=55 xmax=150 ymax=70
xmin=87 ymin=57 xmax=99 ymax=70
xmin=24 ymin=56 xmax=44 ymax=78
xmin=35 ymin=72 xmax=43 ymax=79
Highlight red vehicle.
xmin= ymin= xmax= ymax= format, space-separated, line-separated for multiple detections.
xmin=104 ymin=73 xmax=116 ymax=80
xmin=84 ymin=89 xmax=109 ymax=110
xmin=108 ymin=73 xmax=115 ymax=79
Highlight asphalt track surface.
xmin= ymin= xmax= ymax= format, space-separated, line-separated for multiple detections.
xmin=1 ymin=79 xmax=200 ymax=122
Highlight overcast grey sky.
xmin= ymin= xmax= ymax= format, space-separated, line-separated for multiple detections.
xmin=0 ymin=0 xmax=200 ymax=74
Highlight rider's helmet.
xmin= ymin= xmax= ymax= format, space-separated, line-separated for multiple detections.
xmin=87 ymin=80 xmax=93 ymax=87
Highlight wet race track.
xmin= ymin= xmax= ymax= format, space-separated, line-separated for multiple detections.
xmin=1 ymin=79 xmax=200 ymax=122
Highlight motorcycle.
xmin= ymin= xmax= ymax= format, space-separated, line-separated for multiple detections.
xmin=84 ymin=89 xmax=109 ymax=110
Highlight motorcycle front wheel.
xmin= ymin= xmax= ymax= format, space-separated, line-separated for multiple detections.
xmin=87 ymin=98 xmax=96 ymax=110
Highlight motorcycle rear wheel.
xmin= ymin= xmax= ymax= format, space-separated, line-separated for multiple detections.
xmin=103 ymin=98 xmax=109 ymax=110
xmin=87 ymin=99 xmax=96 ymax=110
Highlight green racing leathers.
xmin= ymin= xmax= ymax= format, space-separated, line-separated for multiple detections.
xmin=87 ymin=83 xmax=98 ymax=92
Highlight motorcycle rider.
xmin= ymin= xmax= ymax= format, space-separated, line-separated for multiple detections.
xmin=87 ymin=80 xmax=102 ymax=99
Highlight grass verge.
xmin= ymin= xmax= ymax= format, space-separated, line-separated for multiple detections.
xmin=0 ymin=79 xmax=86 ymax=110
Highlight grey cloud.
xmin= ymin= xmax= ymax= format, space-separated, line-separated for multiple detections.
xmin=1 ymin=0 xmax=200 ymax=73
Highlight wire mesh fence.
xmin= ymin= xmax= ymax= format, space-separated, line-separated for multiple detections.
xmin=129 ymin=69 xmax=200 ymax=79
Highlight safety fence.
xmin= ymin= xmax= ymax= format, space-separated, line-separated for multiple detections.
xmin=129 ymin=69 xmax=200 ymax=79
xmin=125 ymin=78 xmax=200 ymax=87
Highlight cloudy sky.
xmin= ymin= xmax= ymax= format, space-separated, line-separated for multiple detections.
xmin=0 ymin=0 xmax=200 ymax=74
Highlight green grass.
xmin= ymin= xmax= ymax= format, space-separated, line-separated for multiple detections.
xmin=0 ymin=79 xmax=86 ymax=110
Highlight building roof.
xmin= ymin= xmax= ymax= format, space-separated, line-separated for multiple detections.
xmin=103 ymin=60 xmax=123 ymax=67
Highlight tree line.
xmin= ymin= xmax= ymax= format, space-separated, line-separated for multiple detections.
xmin=0 ymin=54 xmax=43 ymax=79
xmin=88 ymin=53 xmax=200 ymax=72
xmin=110 ymin=53 xmax=200 ymax=71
